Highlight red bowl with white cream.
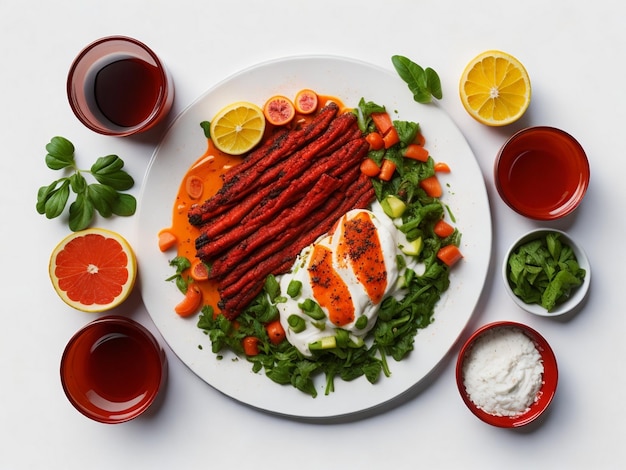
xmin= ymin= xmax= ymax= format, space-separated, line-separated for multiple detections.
xmin=455 ymin=321 xmax=558 ymax=428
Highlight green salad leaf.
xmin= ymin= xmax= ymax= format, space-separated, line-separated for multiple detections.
xmin=166 ymin=256 xmax=193 ymax=294
xmin=507 ymin=232 xmax=586 ymax=311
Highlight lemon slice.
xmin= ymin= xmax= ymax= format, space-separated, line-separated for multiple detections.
xmin=459 ymin=50 xmax=531 ymax=126
xmin=209 ymin=101 xmax=266 ymax=155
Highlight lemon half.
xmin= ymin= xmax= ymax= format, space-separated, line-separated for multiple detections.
xmin=459 ymin=50 xmax=531 ymax=126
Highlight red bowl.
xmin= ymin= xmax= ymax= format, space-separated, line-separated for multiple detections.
xmin=456 ymin=321 xmax=558 ymax=428
xmin=60 ymin=316 xmax=167 ymax=424
xmin=494 ymin=126 xmax=589 ymax=220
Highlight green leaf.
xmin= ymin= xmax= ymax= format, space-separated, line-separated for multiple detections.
xmin=88 ymin=183 xmax=118 ymax=218
xmin=200 ymin=121 xmax=211 ymax=138
xmin=391 ymin=55 xmax=442 ymax=104
xmin=36 ymin=180 xmax=64 ymax=215
xmin=264 ymin=274 xmax=282 ymax=301
xmin=69 ymin=173 xmax=87 ymax=194
xmin=424 ymin=68 xmax=443 ymax=100
xmin=166 ymin=256 xmax=192 ymax=294
xmin=354 ymin=98 xmax=386 ymax=133
xmin=170 ymin=256 xmax=191 ymax=273
xmin=546 ymin=232 xmax=562 ymax=261
xmin=41 ymin=180 xmax=71 ymax=219
xmin=46 ymin=183 xmax=71 ymax=219
xmin=92 ymin=170 xmax=134 ymax=191
xmin=412 ymin=88 xmax=432 ymax=104
xmin=91 ymin=154 xmax=124 ymax=174
xmin=394 ymin=120 xmax=420 ymax=146
xmin=392 ymin=55 xmax=425 ymax=85
xmin=542 ymin=269 xmax=583 ymax=311
xmin=68 ymin=192 xmax=94 ymax=231
xmin=363 ymin=360 xmax=383 ymax=384
xmin=91 ymin=155 xmax=134 ymax=190
xmin=45 ymin=136 xmax=75 ymax=170
xmin=111 ymin=193 xmax=137 ymax=216
xmin=46 ymin=136 xmax=75 ymax=156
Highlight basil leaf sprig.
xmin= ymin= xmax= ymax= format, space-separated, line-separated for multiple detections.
xmin=36 ymin=136 xmax=136 ymax=231
xmin=392 ymin=55 xmax=443 ymax=104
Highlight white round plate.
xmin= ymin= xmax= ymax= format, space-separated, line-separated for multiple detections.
xmin=136 ymin=55 xmax=492 ymax=419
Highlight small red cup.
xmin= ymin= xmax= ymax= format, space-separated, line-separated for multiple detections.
xmin=494 ymin=126 xmax=589 ymax=220
xmin=60 ymin=315 xmax=167 ymax=424
xmin=67 ymin=36 xmax=174 ymax=136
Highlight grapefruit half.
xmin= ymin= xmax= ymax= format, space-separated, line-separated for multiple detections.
xmin=49 ymin=228 xmax=137 ymax=312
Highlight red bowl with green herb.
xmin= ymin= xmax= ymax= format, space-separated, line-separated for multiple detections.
xmin=494 ymin=126 xmax=590 ymax=220
xmin=502 ymin=229 xmax=591 ymax=316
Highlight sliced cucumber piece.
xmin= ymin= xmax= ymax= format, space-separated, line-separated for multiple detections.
xmin=380 ymin=195 xmax=406 ymax=219
xmin=309 ymin=336 xmax=337 ymax=351
xmin=401 ymin=237 xmax=423 ymax=256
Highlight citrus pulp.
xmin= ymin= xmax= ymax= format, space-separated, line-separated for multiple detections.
xmin=459 ymin=50 xmax=531 ymax=126
xmin=294 ymin=89 xmax=318 ymax=114
xmin=49 ymin=228 xmax=137 ymax=312
xmin=263 ymin=95 xmax=296 ymax=126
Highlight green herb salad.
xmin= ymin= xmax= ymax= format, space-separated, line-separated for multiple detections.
xmin=507 ymin=231 xmax=586 ymax=312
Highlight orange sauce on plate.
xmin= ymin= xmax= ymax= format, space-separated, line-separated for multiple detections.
xmin=162 ymin=142 xmax=240 ymax=312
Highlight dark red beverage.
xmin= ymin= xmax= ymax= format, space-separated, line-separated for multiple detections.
xmin=67 ymin=36 xmax=173 ymax=136
xmin=86 ymin=329 xmax=158 ymax=404
xmin=495 ymin=127 xmax=589 ymax=220
xmin=506 ymin=148 xmax=570 ymax=210
xmin=93 ymin=57 xmax=163 ymax=128
xmin=61 ymin=316 xmax=166 ymax=423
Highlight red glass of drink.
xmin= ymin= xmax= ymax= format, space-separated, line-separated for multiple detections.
xmin=494 ymin=126 xmax=590 ymax=220
xmin=67 ymin=36 xmax=174 ymax=136
xmin=60 ymin=315 xmax=167 ymax=423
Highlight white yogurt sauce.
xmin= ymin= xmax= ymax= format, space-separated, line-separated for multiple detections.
xmin=462 ymin=326 xmax=544 ymax=417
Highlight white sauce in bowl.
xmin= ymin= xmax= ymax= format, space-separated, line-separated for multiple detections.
xmin=462 ymin=327 xmax=544 ymax=417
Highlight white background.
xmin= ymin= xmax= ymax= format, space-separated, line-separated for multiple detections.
xmin=1 ymin=0 xmax=624 ymax=468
